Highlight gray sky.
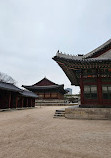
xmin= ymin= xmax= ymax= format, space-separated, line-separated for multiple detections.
xmin=0 ymin=0 xmax=111 ymax=93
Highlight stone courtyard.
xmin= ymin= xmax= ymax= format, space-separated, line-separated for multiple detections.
xmin=0 ymin=106 xmax=111 ymax=158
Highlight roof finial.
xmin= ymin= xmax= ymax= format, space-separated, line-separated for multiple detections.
xmin=56 ymin=50 xmax=60 ymax=56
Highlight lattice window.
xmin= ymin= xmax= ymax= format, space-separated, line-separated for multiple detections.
xmin=45 ymin=93 xmax=50 ymax=98
xmin=102 ymin=85 xmax=111 ymax=99
xmin=84 ymin=85 xmax=97 ymax=99
xmin=102 ymin=78 xmax=111 ymax=82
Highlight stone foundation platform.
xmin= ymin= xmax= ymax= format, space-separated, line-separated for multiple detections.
xmin=35 ymin=103 xmax=78 ymax=106
xmin=65 ymin=108 xmax=111 ymax=120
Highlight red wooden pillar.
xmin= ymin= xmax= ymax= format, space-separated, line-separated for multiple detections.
xmin=22 ymin=98 xmax=24 ymax=108
xmin=27 ymin=98 xmax=28 ymax=107
xmin=8 ymin=92 xmax=11 ymax=109
xmin=30 ymin=98 xmax=32 ymax=107
xmin=33 ymin=99 xmax=35 ymax=107
xmin=29 ymin=98 xmax=31 ymax=107
xmin=31 ymin=98 xmax=33 ymax=107
xmin=16 ymin=96 xmax=18 ymax=109
xmin=80 ymin=74 xmax=84 ymax=105
xmin=97 ymin=76 xmax=102 ymax=105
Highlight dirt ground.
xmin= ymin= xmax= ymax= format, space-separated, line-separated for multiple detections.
xmin=0 ymin=106 xmax=111 ymax=158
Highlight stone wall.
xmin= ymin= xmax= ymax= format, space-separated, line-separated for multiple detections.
xmin=65 ymin=108 xmax=111 ymax=120
xmin=35 ymin=103 xmax=78 ymax=106
xmin=35 ymin=99 xmax=65 ymax=103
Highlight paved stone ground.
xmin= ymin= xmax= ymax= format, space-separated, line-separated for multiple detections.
xmin=0 ymin=106 xmax=111 ymax=158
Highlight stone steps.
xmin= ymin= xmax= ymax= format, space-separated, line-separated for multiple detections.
xmin=53 ymin=109 xmax=65 ymax=118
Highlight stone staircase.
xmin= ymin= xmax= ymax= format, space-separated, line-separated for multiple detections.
xmin=53 ymin=109 xmax=65 ymax=118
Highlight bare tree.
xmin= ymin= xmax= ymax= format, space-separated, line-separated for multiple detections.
xmin=0 ymin=72 xmax=16 ymax=85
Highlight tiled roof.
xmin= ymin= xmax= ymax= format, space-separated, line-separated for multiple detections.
xmin=33 ymin=77 xmax=57 ymax=86
xmin=54 ymin=39 xmax=111 ymax=61
xmin=0 ymin=81 xmax=22 ymax=92
xmin=53 ymin=39 xmax=111 ymax=86
xmin=0 ymin=81 xmax=38 ymax=98
xmin=83 ymin=39 xmax=111 ymax=58
xmin=23 ymin=84 xmax=64 ymax=90
xmin=22 ymin=84 xmax=67 ymax=94
xmin=19 ymin=90 xmax=38 ymax=98
xmin=54 ymin=55 xmax=111 ymax=63
xmin=56 ymin=51 xmax=82 ymax=60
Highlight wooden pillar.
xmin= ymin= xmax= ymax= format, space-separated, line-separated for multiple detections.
xmin=33 ymin=99 xmax=35 ymax=107
xmin=50 ymin=92 xmax=51 ymax=99
xmin=29 ymin=98 xmax=31 ymax=107
xmin=27 ymin=98 xmax=28 ymax=107
xmin=22 ymin=98 xmax=23 ymax=108
xmin=8 ymin=92 xmax=11 ymax=109
xmin=97 ymin=76 xmax=102 ymax=105
xmin=30 ymin=98 xmax=32 ymax=107
xmin=31 ymin=98 xmax=34 ymax=107
xmin=80 ymin=74 xmax=84 ymax=105
xmin=16 ymin=96 xmax=18 ymax=109
xmin=31 ymin=98 xmax=33 ymax=107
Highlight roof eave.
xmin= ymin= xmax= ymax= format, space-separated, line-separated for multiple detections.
xmin=53 ymin=56 xmax=79 ymax=86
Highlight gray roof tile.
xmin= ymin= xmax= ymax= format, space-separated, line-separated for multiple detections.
xmin=19 ymin=90 xmax=38 ymax=98
xmin=0 ymin=82 xmax=21 ymax=92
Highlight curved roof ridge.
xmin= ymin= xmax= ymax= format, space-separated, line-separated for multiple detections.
xmin=32 ymin=77 xmax=58 ymax=86
xmin=83 ymin=39 xmax=111 ymax=58
xmin=56 ymin=50 xmax=82 ymax=60
xmin=31 ymin=84 xmax=64 ymax=88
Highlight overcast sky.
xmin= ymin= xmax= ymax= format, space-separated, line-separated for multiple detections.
xmin=0 ymin=0 xmax=111 ymax=93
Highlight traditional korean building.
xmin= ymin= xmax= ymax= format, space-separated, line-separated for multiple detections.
xmin=53 ymin=39 xmax=111 ymax=108
xmin=18 ymin=90 xmax=38 ymax=108
xmin=22 ymin=77 xmax=67 ymax=101
xmin=0 ymin=81 xmax=38 ymax=109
